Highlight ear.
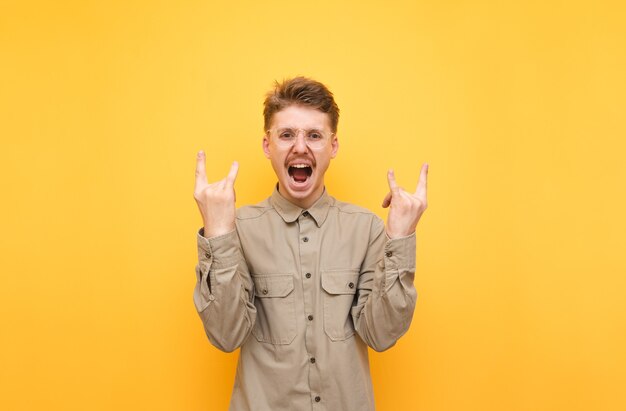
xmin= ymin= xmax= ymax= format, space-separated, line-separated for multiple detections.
xmin=263 ymin=134 xmax=271 ymax=159
xmin=330 ymin=134 xmax=339 ymax=159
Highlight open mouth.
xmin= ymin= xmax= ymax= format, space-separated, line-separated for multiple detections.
xmin=288 ymin=164 xmax=313 ymax=183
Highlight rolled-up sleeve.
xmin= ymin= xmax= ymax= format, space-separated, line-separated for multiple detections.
xmin=352 ymin=217 xmax=417 ymax=352
xmin=193 ymin=228 xmax=256 ymax=352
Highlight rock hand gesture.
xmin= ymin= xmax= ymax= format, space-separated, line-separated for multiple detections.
xmin=382 ymin=163 xmax=429 ymax=239
xmin=194 ymin=150 xmax=239 ymax=238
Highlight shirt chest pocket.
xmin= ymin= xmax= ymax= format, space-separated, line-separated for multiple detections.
xmin=321 ymin=270 xmax=360 ymax=341
xmin=251 ymin=274 xmax=297 ymax=345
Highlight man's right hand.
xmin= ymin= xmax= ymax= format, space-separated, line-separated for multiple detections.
xmin=194 ymin=150 xmax=239 ymax=238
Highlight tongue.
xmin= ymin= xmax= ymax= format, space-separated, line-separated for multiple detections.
xmin=292 ymin=168 xmax=308 ymax=182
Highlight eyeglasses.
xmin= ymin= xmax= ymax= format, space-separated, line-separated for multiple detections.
xmin=266 ymin=127 xmax=334 ymax=149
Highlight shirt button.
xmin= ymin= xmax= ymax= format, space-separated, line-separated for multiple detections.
xmin=302 ymin=211 xmax=310 ymax=217
xmin=262 ymin=289 xmax=268 ymax=295
xmin=308 ymin=315 xmax=314 ymax=321
xmin=385 ymin=251 xmax=393 ymax=257
xmin=348 ymin=282 xmax=354 ymax=289
xmin=310 ymin=357 xmax=316 ymax=364
xmin=303 ymin=237 xmax=309 ymax=242
xmin=205 ymin=252 xmax=211 ymax=258
xmin=305 ymin=273 xmax=311 ymax=279
xmin=315 ymin=396 xmax=321 ymax=402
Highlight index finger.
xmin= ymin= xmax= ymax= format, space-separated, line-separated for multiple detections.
xmin=195 ymin=150 xmax=207 ymax=185
xmin=387 ymin=169 xmax=399 ymax=193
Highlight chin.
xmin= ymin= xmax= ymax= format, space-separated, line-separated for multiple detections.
xmin=279 ymin=172 xmax=322 ymax=206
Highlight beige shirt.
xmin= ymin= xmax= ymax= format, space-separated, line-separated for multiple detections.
xmin=194 ymin=186 xmax=417 ymax=411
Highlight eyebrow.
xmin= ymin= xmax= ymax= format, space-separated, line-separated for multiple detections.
xmin=276 ymin=126 xmax=325 ymax=131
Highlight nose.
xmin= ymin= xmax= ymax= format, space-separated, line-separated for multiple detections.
xmin=291 ymin=131 xmax=309 ymax=153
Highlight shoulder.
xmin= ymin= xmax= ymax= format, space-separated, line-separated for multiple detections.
xmin=328 ymin=197 xmax=386 ymax=242
xmin=235 ymin=197 xmax=274 ymax=221
xmin=328 ymin=196 xmax=384 ymax=226
xmin=329 ymin=196 xmax=376 ymax=216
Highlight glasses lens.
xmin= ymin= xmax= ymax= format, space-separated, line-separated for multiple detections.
xmin=305 ymin=129 xmax=326 ymax=149
xmin=273 ymin=128 xmax=329 ymax=149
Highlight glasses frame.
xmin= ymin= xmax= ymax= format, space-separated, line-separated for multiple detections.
xmin=265 ymin=127 xmax=335 ymax=150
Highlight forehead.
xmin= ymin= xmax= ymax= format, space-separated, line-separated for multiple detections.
xmin=270 ymin=105 xmax=331 ymax=130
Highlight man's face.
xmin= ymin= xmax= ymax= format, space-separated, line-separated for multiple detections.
xmin=263 ymin=105 xmax=339 ymax=209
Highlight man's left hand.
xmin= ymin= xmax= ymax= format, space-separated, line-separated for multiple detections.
xmin=382 ymin=163 xmax=429 ymax=239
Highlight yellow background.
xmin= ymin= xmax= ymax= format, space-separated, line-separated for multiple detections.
xmin=1 ymin=1 xmax=625 ymax=410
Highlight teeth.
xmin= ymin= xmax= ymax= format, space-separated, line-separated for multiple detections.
xmin=291 ymin=164 xmax=310 ymax=168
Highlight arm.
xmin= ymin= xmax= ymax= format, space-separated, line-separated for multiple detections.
xmin=352 ymin=218 xmax=417 ymax=352
xmin=193 ymin=227 xmax=256 ymax=353
xmin=353 ymin=164 xmax=428 ymax=351
xmin=192 ymin=151 xmax=255 ymax=352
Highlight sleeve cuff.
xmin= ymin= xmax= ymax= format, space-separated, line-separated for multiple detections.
xmin=196 ymin=228 xmax=244 ymax=268
xmin=383 ymin=231 xmax=416 ymax=270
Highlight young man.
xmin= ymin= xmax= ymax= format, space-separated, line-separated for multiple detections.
xmin=193 ymin=77 xmax=428 ymax=411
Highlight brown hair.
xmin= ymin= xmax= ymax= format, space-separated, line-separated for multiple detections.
xmin=263 ymin=76 xmax=340 ymax=133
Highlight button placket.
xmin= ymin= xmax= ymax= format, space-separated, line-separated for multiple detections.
xmin=297 ymin=211 xmax=321 ymax=403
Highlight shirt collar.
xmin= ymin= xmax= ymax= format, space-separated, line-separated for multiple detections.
xmin=270 ymin=183 xmax=331 ymax=227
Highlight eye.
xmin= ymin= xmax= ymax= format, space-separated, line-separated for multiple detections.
xmin=307 ymin=131 xmax=323 ymax=140
xmin=279 ymin=130 xmax=294 ymax=139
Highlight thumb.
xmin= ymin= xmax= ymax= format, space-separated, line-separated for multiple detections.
xmin=381 ymin=191 xmax=392 ymax=208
